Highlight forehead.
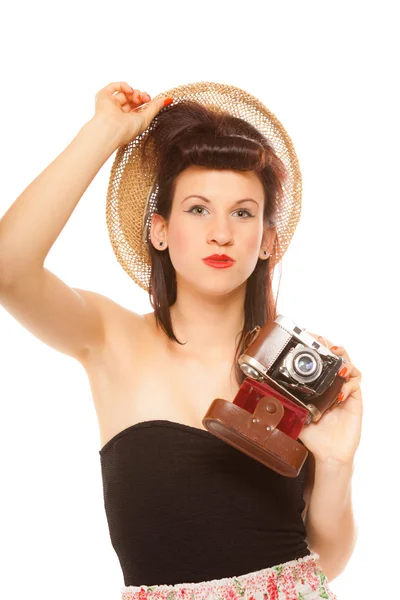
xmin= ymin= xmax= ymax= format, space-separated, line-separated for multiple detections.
xmin=173 ymin=166 xmax=264 ymax=200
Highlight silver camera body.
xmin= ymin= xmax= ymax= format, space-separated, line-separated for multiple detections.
xmin=239 ymin=315 xmax=347 ymax=423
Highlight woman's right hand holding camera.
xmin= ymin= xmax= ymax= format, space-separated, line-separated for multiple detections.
xmin=92 ymin=81 xmax=172 ymax=147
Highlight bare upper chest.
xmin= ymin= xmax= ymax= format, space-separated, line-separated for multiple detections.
xmin=81 ymin=306 xmax=240 ymax=450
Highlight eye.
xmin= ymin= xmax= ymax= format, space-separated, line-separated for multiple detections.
xmin=187 ymin=205 xmax=209 ymax=216
xmin=185 ymin=205 xmax=255 ymax=219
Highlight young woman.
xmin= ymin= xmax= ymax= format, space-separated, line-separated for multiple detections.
xmin=0 ymin=81 xmax=362 ymax=600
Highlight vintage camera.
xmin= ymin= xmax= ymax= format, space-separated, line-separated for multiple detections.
xmin=202 ymin=315 xmax=347 ymax=477
xmin=239 ymin=315 xmax=347 ymax=423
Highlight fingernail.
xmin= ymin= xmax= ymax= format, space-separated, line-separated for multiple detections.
xmin=331 ymin=346 xmax=339 ymax=351
xmin=163 ymin=97 xmax=173 ymax=106
xmin=338 ymin=392 xmax=345 ymax=402
xmin=339 ymin=367 xmax=347 ymax=377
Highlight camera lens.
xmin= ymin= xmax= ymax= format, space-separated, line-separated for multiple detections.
xmin=282 ymin=346 xmax=323 ymax=384
xmin=294 ymin=353 xmax=316 ymax=376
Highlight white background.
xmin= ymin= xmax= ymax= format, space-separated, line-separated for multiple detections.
xmin=0 ymin=1 xmax=398 ymax=598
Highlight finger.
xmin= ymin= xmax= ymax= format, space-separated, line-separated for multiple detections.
xmin=338 ymin=361 xmax=355 ymax=380
xmin=115 ymin=89 xmax=147 ymax=105
xmin=127 ymin=91 xmax=152 ymax=112
xmin=314 ymin=335 xmax=361 ymax=380
xmin=112 ymin=92 xmax=134 ymax=114
xmin=97 ymin=81 xmax=133 ymax=100
xmin=307 ymin=332 xmax=333 ymax=348
xmin=138 ymin=91 xmax=150 ymax=102
xmin=348 ymin=364 xmax=362 ymax=380
xmin=338 ymin=378 xmax=362 ymax=403
xmin=114 ymin=92 xmax=131 ymax=106
xmin=135 ymin=95 xmax=174 ymax=128
xmin=317 ymin=335 xmax=334 ymax=348
xmin=334 ymin=352 xmax=362 ymax=380
xmin=328 ymin=344 xmax=352 ymax=365
xmin=130 ymin=89 xmax=144 ymax=104
xmin=121 ymin=100 xmax=134 ymax=113
xmin=307 ymin=331 xmax=326 ymax=345
xmin=116 ymin=89 xmax=151 ymax=112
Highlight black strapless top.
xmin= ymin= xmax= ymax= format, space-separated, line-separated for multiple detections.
xmin=99 ymin=420 xmax=311 ymax=587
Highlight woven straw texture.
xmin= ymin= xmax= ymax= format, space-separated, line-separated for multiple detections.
xmin=106 ymin=81 xmax=302 ymax=292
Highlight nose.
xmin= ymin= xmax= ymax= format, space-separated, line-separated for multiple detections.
xmin=206 ymin=216 xmax=234 ymax=247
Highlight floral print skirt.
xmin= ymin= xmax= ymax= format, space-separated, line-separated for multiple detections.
xmin=120 ymin=552 xmax=337 ymax=600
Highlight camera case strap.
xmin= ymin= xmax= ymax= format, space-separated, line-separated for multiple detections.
xmin=202 ymin=379 xmax=309 ymax=478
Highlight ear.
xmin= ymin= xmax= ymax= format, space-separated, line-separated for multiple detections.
xmin=150 ymin=212 xmax=168 ymax=249
xmin=261 ymin=225 xmax=277 ymax=255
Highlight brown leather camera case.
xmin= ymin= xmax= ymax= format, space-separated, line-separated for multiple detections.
xmin=202 ymin=384 xmax=309 ymax=478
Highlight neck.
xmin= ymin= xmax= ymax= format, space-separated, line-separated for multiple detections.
xmin=167 ymin=282 xmax=246 ymax=364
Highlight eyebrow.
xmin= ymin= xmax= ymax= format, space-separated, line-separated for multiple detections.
xmin=182 ymin=195 xmax=259 ymax=206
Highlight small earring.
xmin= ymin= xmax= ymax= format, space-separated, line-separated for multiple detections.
xmin=262 ymin=250 xmax=270 ymax=258
xmin=159 ymin=241 xmax=164 ymax=247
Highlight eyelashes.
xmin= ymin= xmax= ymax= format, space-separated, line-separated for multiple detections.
xmin=185 ymin=205 xmax=255 ymax=219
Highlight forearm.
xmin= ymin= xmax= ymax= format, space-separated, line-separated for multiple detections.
xmin=0 ymin=116 xmax=123 ymax=281
xmin=305 ymin=459 xmax=358 ymax=581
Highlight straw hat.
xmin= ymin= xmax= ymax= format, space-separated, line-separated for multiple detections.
xmin=105 ymin=81 xmax=302 ymax=293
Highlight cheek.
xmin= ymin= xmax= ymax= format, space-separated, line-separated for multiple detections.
xmin=246 ymin=232 xmax=262 ymax=252
xmin=167 ymin=219 xmax=194 ymax=265
xmin=169 ymin=217 xmax=193 ymax=244
xmin=242 ymin=230 xmax=263 ymax=261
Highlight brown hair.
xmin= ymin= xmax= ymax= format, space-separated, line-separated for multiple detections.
xmin=140 ymin=100 xmax=288 ymax=387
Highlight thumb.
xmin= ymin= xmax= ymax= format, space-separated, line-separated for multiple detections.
xmin=136 ymin=96 xmax=173 ymax=130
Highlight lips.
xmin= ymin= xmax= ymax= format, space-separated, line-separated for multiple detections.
xmin=202 ymin=255 xmax=235 ymax=269
xmin=203 ymin=254 xmax=235 ymax=262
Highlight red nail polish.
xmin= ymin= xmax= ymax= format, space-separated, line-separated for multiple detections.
xmin=164 ymin=97 xmax=173 ymax=106
xmin=338 ymin=392 xmax=345 ymax=402
xmin=339 ymin=367 xmax=347 ymax=377
xmin=331 ymin=346 xmax=339 ymax=351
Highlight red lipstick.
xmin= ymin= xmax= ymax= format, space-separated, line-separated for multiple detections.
xmin=203 ymin=254 xmax=235 ymax=261
xmin=202 ymin=254 xmax=235 ymax=269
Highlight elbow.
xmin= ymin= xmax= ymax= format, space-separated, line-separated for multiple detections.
xmin=308 ymin=522 xmax=359 ymax=582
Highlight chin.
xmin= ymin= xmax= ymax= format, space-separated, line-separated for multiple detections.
xmin=193 ymin=277 xmax=247 ymax=296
